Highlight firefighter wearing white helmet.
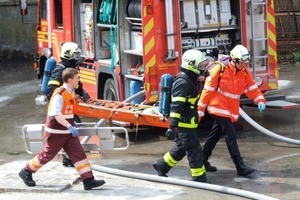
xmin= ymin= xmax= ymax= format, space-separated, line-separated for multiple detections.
xmin=60 ymin=42 xmax=82 ymax=64
xmin=153 ymin=49 xmax=209 ymax=183
xmin=197 ymin=44 xmax=267 ymax=176
xmin=181 ymin=49 xmax=209 ymax=74
xmin=47 ymin=42 xmax=91 ymax=167
xmin=230 ymin=44 xmax=250 ymax=66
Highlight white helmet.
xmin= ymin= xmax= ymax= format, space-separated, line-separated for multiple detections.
xmin=60 ymin=42 xmax=81 ymax=61
xmin=181 ymin=49 xmax=207 ymax=74
xmin=230 ymin=45 xmax=250 ymax=62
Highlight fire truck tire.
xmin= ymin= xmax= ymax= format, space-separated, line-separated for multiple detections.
xmin=103 ymin=78 xmax=117 ymax=101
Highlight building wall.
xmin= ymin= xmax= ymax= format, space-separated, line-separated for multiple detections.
xmin=275 ymin=0 xmax=300 ymax=63
xmin=0 ymin=0 xmax=37 ymax=59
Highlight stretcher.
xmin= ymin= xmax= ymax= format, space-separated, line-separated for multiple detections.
xmin=75 ymin=99 xmax=170 ymax=129
xmin=21 ymin=123 xmax=130 ymax=154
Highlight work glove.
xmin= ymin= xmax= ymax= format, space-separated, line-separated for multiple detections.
xmin=165 ymin=127 xmax=178 ymax=140
xmin=82 ymin=92 xmax=91 ymax=103
xmin=198 ymin=111 xmax=205 ymax=117
xmin=68 ymin=126 xmax=78 ymax=137
xmin=258 ymin=102 xmax=266 ymax=112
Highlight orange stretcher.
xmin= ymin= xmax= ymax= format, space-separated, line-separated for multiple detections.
xmin=75 ymin=99 xmax=170 ymax=129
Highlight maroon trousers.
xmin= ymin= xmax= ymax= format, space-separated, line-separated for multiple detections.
xmin=26 ymin=132 xmax=93 ymax=180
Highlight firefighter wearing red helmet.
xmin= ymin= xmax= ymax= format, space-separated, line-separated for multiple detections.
xmin=198 ymin=45 xmax=266 ymax=176
xmin=153 ymin=49 xmax=209 ymax=182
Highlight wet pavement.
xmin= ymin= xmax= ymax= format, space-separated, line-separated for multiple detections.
xmin=1 ymin=60 xmax=300 ymax=199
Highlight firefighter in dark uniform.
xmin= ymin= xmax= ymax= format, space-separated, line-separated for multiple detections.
xmin=19 ymin=68 xmax=105 ymax=190
xmin=47 ymin=42 xmax=91 ymax=167
xmin=47 ymin=42 xmax=90 ymax=103
xmin=153 ymin=49 xmax=209 ymax=182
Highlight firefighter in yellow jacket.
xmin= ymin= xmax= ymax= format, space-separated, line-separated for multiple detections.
xmin=19 ymin=68 xmax=105 ymax=190
xmin=198 ymin=45 xmax=266 ymax=176
xmin=153 ymin=49 xmax=209 ymax=182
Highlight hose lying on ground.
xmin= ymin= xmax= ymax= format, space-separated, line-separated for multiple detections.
xmin=92 ymin=165 xmax=278 ymax=200
xmin=239 ymin=107 xmax=300 ymax=146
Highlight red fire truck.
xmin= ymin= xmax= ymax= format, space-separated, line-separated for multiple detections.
xmin=20 ymin=0 xmax=296 ymax=127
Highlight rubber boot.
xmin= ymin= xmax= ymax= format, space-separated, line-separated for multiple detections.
xmin=19 ymin=168 xmax=36 ymax=187
xmin=204 ymin=160 xmax=217 ymax=172
xmin=233 ymin=156 xmax=254 ymax=176
xmin=203 ymin=154 xmax=217 ymax=172
xmin=192 ymin=173 xmax=207 ymax=183
xmin=83 ymin=177 xmax=105 ymax=190
xmin=62 ymin=154 xmax=74 ymax=167
xmin=153 ymin=158 xmax=171 ymax=177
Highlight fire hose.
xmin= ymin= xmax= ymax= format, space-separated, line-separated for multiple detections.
xmin=91 ymin=105 xmax=295 ymax=200
xmin=92 ymin=165 xmax=278 ymax=200
xmin=239 ymin=107 xmax=300 ymax=145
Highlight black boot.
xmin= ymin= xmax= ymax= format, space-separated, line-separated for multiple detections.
xmin=62 ymin=154 xmax=74 ymax=167
xmin=233 ymin=157 xmax=254 ymax=176
xmin=83 ymin=177 xmax=105 ymax=190
xmin=19 ymin=168 xmax=36 ymax=187
xmin=204 ymin=160 xmax=217 ymax=172
xmin=153 ymin=158 xmax=171 ymax=177
xmin=193 ymin=173 xmax=207 ymax=183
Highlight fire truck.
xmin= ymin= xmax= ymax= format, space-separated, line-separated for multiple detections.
xmin=20 ymin=0 xmax=296 ymax=128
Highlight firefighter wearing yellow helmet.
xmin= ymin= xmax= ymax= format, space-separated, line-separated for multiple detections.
xmin=153 ymin=49 xmax=209 ymax=182
xmin=198 ymin=44 xmax=266 ymax=176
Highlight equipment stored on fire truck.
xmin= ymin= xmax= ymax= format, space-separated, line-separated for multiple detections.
xmin=19 ymin=0 xmax=297 ymax=125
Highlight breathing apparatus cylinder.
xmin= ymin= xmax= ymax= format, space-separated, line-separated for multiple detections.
xmin=41 ymin=57 xmax=56 ymax=95
xmin=159 ymin=74 xmax=173 ymax=116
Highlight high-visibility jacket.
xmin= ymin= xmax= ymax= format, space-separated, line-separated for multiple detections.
xmin=45 ymin=86 xmax=77 ymax=134
xmin=47 ymin=59 xmax=85 ymax=99
xmin=198 ymin=57 xmax=266 ymax=122
xmin=170 ymin=68 xmax=200 ymax=129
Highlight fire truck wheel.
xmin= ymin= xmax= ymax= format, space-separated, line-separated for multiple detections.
xmin=103 ymin=78 xmax=117 ymax=101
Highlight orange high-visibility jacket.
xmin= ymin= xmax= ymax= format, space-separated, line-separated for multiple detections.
xmin=198 ymin=58 xmax=266 ymax=122
xmin=45 ymin=86 xmax=76 ymax=134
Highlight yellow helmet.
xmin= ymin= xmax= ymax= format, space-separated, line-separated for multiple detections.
xmin=230 ymin=45 xmax=250 ymax=62
xmin=181 ymin=49 xmax=207 ymax=74
xmin=60 ymin=42 xmax=81 ymax=60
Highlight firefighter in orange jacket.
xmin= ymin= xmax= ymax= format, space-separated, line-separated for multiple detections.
xmin=153 ymin=49 xmax=209 ymax=182
xmin=198 ymin=45 xmax=266 ymax=176
xmin=19 ymin=68 xmax=105 ymax=190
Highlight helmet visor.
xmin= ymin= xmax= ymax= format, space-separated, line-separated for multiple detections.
xmin=241 ymin=54 xmax=250 ymax=62
xmin=72 ymin=52 xmax=81 ymax=61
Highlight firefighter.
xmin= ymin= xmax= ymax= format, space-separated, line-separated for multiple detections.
xmin=198 ymin=45 xmax=267 ymax=176
xmin=47 ymin=42 xmax=91 ymax=167
xmin=19 ymin=68 xmax=105 ymax=190
xmin=47 ymin=42 xmax=90 ymax=103
xmin=153 ymin=49 xmax=209 ymax=182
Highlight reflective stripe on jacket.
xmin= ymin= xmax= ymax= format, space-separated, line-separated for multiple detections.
xmin=45 ymin=87 xmax=76 ymax=133
xmin=198 ymin=57 xmax=266 ymax=122
xmin=169 ymin=70 xmax=200 ymax=129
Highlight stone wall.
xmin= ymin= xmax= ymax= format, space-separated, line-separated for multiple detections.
xmin=0 ymin=0 xmax=37 ymax=59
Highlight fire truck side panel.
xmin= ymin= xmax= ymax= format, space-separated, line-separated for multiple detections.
xmin=243 ymin=0 xmax=279 ymax=92
xmin=33 ymin=0 xmax=280 ymax=105
xmin=142 ymin=0 xmax=181 ymax=103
